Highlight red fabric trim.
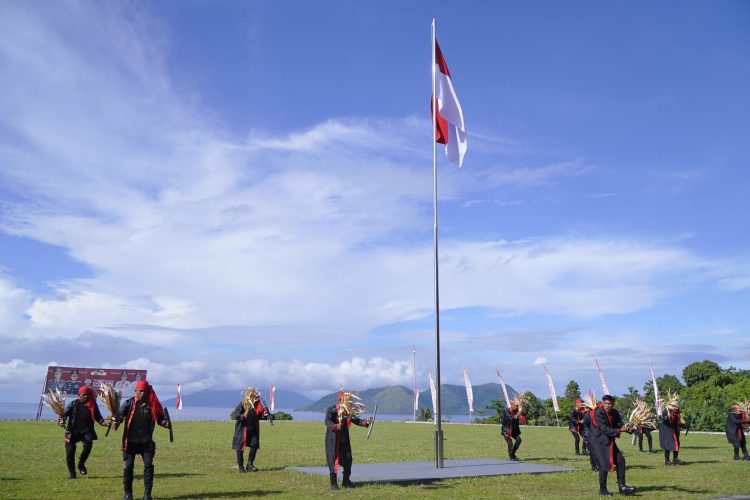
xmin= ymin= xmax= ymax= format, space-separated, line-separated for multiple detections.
xmin=431 ymin=98 xmax=449 ymax=144
xmin=435 ymin=40 xmax=451 ymax=78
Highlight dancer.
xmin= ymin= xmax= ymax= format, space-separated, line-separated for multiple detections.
xmin=589 ymin=395 xmax=636 ymax=496
xmin=232 ymin=387 xmax=269 ymax=472
xmin=117 ymin=380 xmax=169 ymax=500
xmin=62 ymin=385 xmax=106 ymax=479
xmin=568 ymin=399 xmax=585 ymax=455
xmin=725 ymin=402 xmax=750 ymax=460
xmin=502 ymin=398 xmax=523 ymax=461
xmin=659 ymin=392 xmax=683 ymax=465
xmin=325 ymin=389 xmax=372 ymax=490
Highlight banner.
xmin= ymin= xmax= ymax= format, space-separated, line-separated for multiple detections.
xmin=649 ymin=358 xmax=661 ymax=414
xmin=43 ymin=365 xmax=147 ymax=398
xmin=496 ymin=368 xmax=511 ymax=408
xmin=414 ymin=386 xmax=420 ymax=413
xmin=595 ymin=359 xmax=610 ymax=395
xmin=269 ymin=385 xmax=276 ymax=412
xmin=463 ymin=368 xmax=474 ymax=413
xmin=176 ymin=384 xmax=183 ymax=410
xmin=543 ymin=364 xmax=559 ymax=412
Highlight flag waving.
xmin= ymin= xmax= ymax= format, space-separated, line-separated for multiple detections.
xmin=269 ymin=385 xmax=276 ymax=412
xmin=433 ymin=37 xmax=467 ymax=166
xmin=543 ymin=365 xmax=559 ymax=412
xmin=463 ymin=368 xmax=474 ymax=413
xmin=649 ymin=358 xmax=661 ymax=414
xmin=428 ymin=371 xmax=437 ymax=422
xmin=176 ymin=384 xmax=183 ymax=410
xmin=496 ymin=368 xmax=511 ymax=408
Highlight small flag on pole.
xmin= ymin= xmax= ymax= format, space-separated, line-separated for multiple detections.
xmin=543 ymin=365 xmax=559 ymax=412
xmin=432 ymin=38 xmax=467 ymax=166
xmin=176 ymin=384 xmax=183 ymax=410
xmin=463 ymin=368 xmax=474 ymax=414
xmin=496 ymin=368 xmax=511 ymax=408
xmin=414 ymin=386 xmax=420 ymax=413
xmin=595 ymin=359 xmax=610 ymax=395
xmin=269 ymin=385 xmax=276 ymax=412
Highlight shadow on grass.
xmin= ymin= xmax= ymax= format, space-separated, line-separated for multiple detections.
xmin=358 ymin=479 xmax=453 ymax=490
xmin=677 ymin=459 xmax=721 ymax=465
xmin=635 ymin=485 xmax=711 ymax=495
xmin=683 ymin=445 xmax=722 ymax=449
xmin=166 ymin=490 xmax=283 ymax=498
xmin=0 ymin=478 xmax=21 ymax=482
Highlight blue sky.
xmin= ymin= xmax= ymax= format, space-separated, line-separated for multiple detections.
xmin=1 ymin=1 xmax=749 ymax=404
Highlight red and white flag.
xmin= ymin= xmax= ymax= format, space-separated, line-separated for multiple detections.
xmin=269 ymin=385 xmax=276 ymax=412
xmin=543 ymin=365 xmax=559 ymax=412
xmin=649 ymin=358 xmax=661 ymax=414
xmin=463 ymin=367 xmax=474 ymax=413
xmin=433 ymin=38 xmax=467 ymax=167
xmin=595 ymin=359 xmax=610 ymax=395
xmin=428 ymin=371 xmax=437 ymax=420
xmin=176 ymin=384 xmax=183 ymax=410
xmin=414 ymin=386 xmax=420 ymax=413
xmin=496 ymin=368 xmax=511 ymax=408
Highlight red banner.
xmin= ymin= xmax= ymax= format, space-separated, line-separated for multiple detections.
xmin=44 ymin=365 xmax=147 ymax=398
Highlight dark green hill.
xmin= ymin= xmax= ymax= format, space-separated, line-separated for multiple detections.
xmin=298 ymin=383 xmax=517 ymax=415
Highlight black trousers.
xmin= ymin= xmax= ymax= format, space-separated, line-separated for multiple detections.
xmin=65 ymin=432 xmax=94 ymax=471
xmin=123 ymin=441 xmax=155 ymax=495
xmin=236 ymin=446 xmax=258 ymax=466
xmin=570 ymin=431 xmax=580 ymax=453
xmin=504 ymin=435 xmax=522 ymax=458
xmin=599 ymin=445 xmax=626 ymax=490
xmin=638 ymin=430 xmax=653 ymax=451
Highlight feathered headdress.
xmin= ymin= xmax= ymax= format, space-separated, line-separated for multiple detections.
xmin=337 ymin=388 xmax=365 ymax=418
xmin=626 ymin=399 xmax=656 ymax=430
xmin=663 ymin=390 xmax=680 ymax=413
xmin=243 ymin=387 xmax=260 ymax=408
xmin=582 ymin=389 xmax=598 ymax=411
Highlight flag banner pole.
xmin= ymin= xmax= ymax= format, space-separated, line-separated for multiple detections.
xmin=595 ymin=358 xmax=610 ymax=395
xmin=431 ymin=17 xmax=444 ymax=469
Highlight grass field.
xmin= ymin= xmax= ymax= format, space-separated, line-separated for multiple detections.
xmin=0 ymin=420 xmax=747 ymax=499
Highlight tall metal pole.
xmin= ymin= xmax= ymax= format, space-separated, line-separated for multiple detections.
xmin=412 ymin=345 xmax=417 ymax=422
xmin=431 ymin=18 xmax=444 ymax=469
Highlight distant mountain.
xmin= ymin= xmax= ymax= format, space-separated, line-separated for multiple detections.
xmin=162 ymin=388 xmax=313 ymax=409
xmin=299 ymin=383 xmax=517 ymax=415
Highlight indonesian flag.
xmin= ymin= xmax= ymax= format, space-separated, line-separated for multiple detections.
xmin=595 ymin=359 xmax=610 ymax=395
xmin=463 ymin=367 xmax=474 ymax=413
xmin=428 ymin=371 xmax=437 ymax=421
xmin=496 ymin=368 xmax=511 ymax=408
xmin=176 ymin=384 xmax=183 ymax=410
xmin=269 ymin=385 xmax=276 ymax=412
xmin=433 ymin=39 xmax=467 ymax=166
xmin=543 ymin=365 xmax=559 ymax=412
xmin=649 ymin=358 xmax=661 ymax=414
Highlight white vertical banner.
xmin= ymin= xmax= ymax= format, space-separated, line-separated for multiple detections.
xmin=496 ymin=368 xmax=511 ymax=408
xmin=269 ymin=385 xmax=276 ymax=412
xmin=463 ymin=368 xmax=474 ymax=414
xmin=414 ymin=387 xmax=420 ymax=413
xmin=543 ymin=365 xmax=559 ymax=412
xmin=595 ymin=358 xmax=610 ymax=395
xmin=649 ymin=358 xmax=661 ymax=414
xmin=428 ymin=371 xmax=437 ymax=422
xmin=176 ymin=384 xmax=183 ymax=410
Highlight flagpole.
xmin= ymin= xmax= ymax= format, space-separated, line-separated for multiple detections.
xmin=431 ymin=18 xmax=444 ymax=469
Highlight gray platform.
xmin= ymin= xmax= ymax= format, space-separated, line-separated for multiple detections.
xmin=287 ymin=458 xmax=574 ymax=483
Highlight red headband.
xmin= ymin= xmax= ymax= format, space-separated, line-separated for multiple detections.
xmin=135 ymin=380 xmax=149 ymax=392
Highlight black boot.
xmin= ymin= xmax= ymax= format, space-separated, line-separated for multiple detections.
xmin=599 ymin=489 xmax=612 ymax=497
xmin=672 ymin=452 xmax=683 ymax=465
xmin=342 ymin=472 xmax=354 ymax=488
xmin=329 ymin=473 xmax=339 ymax=491
xmin=664 ymin=450 xmax=672 ymax=465
xmin=143 ymin=486 xmax=152 ymax=500
xmin=78 ymin=462 xmax=88 ymax=476
xmin=246 ymin=461 xmax=257 ymax=472
xmin=67 ymin=468 xmax=76 ymax=480
xmin=236 ymin=451 xmax=246 ymax=473
xmin=123 ymin=494 xmax=133 ymax=500
xmin=619 ymin=485 xmax=637 ymax=495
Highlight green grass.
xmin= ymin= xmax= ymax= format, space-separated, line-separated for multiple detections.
xmin=0 ymin=420 xmax=747 ymax=499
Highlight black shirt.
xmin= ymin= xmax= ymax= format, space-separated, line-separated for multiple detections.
xmin=72 ymin=403 xmax=93 ymax=434
xmin=128 ymin=401 xmax=152 ymax=443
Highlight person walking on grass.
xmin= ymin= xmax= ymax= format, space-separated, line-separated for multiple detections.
xmin=589 ymin=395 xmax=636 ymax=496
xmin=116 ymin=380 xmax=169 ymax=500
xmin=502 ymin=399 xmax=523 ymax=461
xmin=325 ymin=389 xmax=372 ymax=491
xmin=62 ymin=385 xmax=106 ymax=479
xmin=232 ymin=387 xmax=269 ymax=473
xmin=726 ymin=403 xmax=750 ymax=461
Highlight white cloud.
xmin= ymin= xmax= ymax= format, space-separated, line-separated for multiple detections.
xmin=534 ymin=357 xmax=547 ymax=366
xmin=0 ymin=358 xmax=49 ymax=384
